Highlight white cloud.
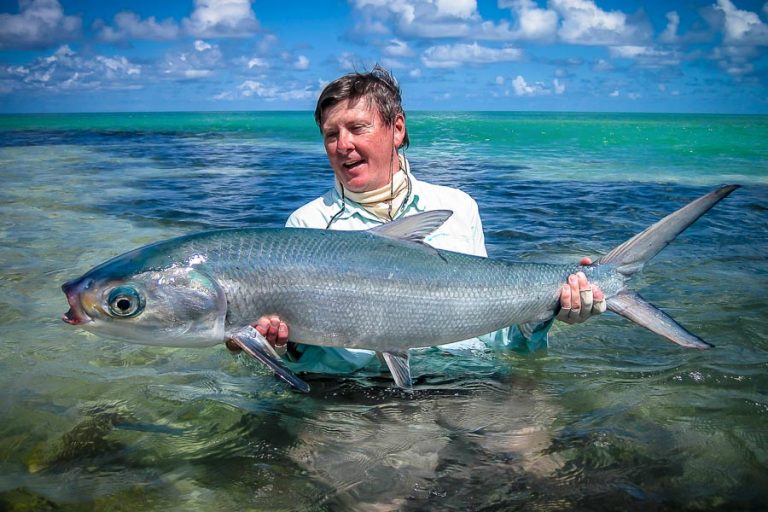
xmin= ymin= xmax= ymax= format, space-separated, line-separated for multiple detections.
xmin=0 ymin=0 xmax=81 ymax=49
xmin=194 ymin=40 xmax=212 ymax=51
xmin=384 ymin=39 xmax=414 ymax=57
xmin=707 ymin=1 xmax=768 ymax=76
xmin=162 ymin=40 xmax=222 ymax=80
xmin=609 ymin=45 xmax=681 ymax=68
xmin=550 ymin=0 xmax=651 ymax=45
xmin=95 ymin=11 xmax=178 ymax=42
xmin=421 ymin=42 xmax=522 ymax=68
xmin=350 ymin=0 xmax=478 ymax=38
xmin=1 ymin=44 xmax=141 ymax=91
xmin=294 ymin=55 xmax=310 ymax=70
xmin=660 ymin=11 xmax=680 ymax=43
xmin=512 ymin=75 xmax=537 ymax=95
xmin=182 ymin=0 xmax=259 ymax=38
xmin=497 ymin=0 xmax=558 ymax=41
xmin=247 ymin=57 xmax=267 ymax=69
xmin=511 ymin=75 xmax=565 ymax=96
xmin=434 ymin=0 xmax=476 ymax=19
xmin=337 ymin=52 xmax=359 ymax=70
xmin=592 ymin=58 xmax=613 ymax=72
xmin=715 ymin=0 xmax=768 ymax=45
xmin=96 ymin=56 xmax=140 ymax=78
xmin=236 ymin=79 xmax=315 ymax=101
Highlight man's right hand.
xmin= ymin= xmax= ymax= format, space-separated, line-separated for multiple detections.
xmin=225 ymin=315 xmax=290 ymax=353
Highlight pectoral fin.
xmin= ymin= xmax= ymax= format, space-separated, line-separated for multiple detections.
xmin=379 ymin=350 xmax=413 ymax=390
xmin=227 ymin=326 xmax=310 ymax=393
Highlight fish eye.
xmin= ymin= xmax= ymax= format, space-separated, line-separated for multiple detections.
xmin=107 ymin=286 xmax=145 ymax=318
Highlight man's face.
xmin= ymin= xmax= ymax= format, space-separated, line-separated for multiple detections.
xmin=320 ymin=98 xmax=405 ymax=193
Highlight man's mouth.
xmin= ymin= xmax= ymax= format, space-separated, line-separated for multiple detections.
xmin=343 ymin=159 xmax=365 ymax=170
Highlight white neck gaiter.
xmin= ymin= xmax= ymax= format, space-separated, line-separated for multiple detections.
xmin=335 ymin=156 xmax=411 ymax=221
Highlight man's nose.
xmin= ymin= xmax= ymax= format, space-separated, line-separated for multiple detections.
xmin=336 ymin=130 xmax=353 ymax=152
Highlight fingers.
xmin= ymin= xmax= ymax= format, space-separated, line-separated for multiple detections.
xmin=224 ymin=315 xmax=290 ymax=355
xmin=254 ymin=315 xmax=290 ymax=350
xmin=592 ymin=285 xmax=606 ymax=314
xmin=556 ymin=271 xmax=606 ymax=324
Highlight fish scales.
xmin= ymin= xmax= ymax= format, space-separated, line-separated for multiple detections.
xmin=167 ymin=228 xmax=620 ymax=350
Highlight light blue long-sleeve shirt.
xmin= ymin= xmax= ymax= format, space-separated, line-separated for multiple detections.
xmin=281 ymin=168 xmax=553 ymax=375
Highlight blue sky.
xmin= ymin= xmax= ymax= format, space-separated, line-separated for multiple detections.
xmin=1 ymin=0 xmax=767 ymax=113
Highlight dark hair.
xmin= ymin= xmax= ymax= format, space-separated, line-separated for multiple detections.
xmin=314 ymin=64 xmax=410 ymax=149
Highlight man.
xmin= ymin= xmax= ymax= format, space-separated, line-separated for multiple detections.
xmin=240 ymin=65 xmax=605 ymax=376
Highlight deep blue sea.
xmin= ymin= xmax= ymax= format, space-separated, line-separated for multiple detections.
xmin=1 ymin=111 xmax=767 ymax=510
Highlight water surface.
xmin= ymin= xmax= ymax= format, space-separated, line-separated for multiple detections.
xmin=1 ymin=111 xmax=766 ymax=510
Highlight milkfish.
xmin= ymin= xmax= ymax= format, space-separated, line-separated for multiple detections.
xmin=62 ymin=185 xmax=739 ymax=392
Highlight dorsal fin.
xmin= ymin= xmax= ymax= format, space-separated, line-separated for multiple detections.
xmin=369 ymin=210 xmax=453 ymax=244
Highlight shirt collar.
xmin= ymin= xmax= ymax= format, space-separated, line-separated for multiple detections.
xmin=328 ymin=158 xmax=427 ymax=224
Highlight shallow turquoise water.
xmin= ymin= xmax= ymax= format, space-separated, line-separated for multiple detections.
xmin=0 ymin=112 xmax=767 ymax=510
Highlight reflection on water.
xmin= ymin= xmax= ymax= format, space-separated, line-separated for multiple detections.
xmin=1 ymin=113 xmax=767 ymax=510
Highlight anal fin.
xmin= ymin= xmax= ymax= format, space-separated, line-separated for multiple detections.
xmin=379 ymin=350 xmax=413 ymax=390
xmin=607 ymin=291 xmax=713 ymax=350
xmin=227 ymin=325 xmax=310 ymax=393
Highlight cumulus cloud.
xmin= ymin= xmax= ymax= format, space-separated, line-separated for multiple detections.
xmin=0 ymin=0 xmax=81 ymax=50
xmin=496 ymin=0 xmax=558 ymax=41
xmin=551 ymin=0 xmax=651 ymax=45
xmin=94 ymin=11 xmax=179 ymax=43
xmin=715 ymin=0 xmax=768 ymax=45
xmin=421 ymin=42 xmax=522 ymax=68
xmin=710 ymin=0 xmax=768 ymax=76
xmin=293 ymin=55 xmax=310 ymax=70
xmin=235 ymin=80 xmax=315 ymax=101
xmin=660 ymin=11 xmax=680 ymax=43
xmin=162 ymin=40 xmax=222 ymax=80
xmin=1 ymin=44 xmax=141 ymax=92
xmin=609 ymin=45 xmax=682 ymax=68
xmin=349 ymin=0 xmax=653 ymax=48
xmin=384 ymin=39 xmax=414 ymax=57
xmin=350 ymin=0 xmax=478 ymax=38
xmin=182 ymin=0 xmax=259 ymax=38
xmin=510 ymin=75 xmax=565 ymax=96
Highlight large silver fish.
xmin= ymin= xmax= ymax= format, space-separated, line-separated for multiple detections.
xmin=62 ymin=185 xmax=739 ymax=392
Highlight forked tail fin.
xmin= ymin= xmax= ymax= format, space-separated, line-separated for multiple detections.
xmin=598 ymin=185 xmax=740 ymax=349
xmin=598 ymin=184 xmax=739 ymax=276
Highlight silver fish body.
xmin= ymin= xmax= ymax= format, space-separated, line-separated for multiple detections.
xmin=62 ymin=226 xmax=621 ymax=349
xmin=62 ymin=185 xmax=739 ymax=390
xmin=182 ymin=228 xmax=624 ymax=350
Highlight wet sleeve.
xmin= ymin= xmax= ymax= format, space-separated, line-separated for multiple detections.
xmin=478 ymin=318 xmax=554 ymax=353
xmin=282 ymin=344 xmax=381 ymax=374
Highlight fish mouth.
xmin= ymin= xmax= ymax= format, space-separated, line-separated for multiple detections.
xmin=61 ymin=279 xmax=93 ymax=326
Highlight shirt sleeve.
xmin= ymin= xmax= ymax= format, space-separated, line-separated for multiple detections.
xmin=477 ymin=319 xmax=554 ymax=353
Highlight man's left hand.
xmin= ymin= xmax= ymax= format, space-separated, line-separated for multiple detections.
xmin=556 ymin=257 xmax=606 ymax=324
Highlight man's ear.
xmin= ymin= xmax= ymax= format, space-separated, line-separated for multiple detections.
xmin=393 ymin=113 xmax=406 ymax=148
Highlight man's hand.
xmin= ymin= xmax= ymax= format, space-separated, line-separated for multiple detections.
xmin=225 ymin=315 xmax=290 ymax=354
xmin=556 ymin=257 xmax=606 ymax=324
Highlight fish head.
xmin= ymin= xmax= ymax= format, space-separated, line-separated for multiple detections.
xmin=62 ymin=256 xmax=228 ymax=347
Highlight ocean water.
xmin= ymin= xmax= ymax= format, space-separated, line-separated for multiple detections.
xmin=0 ymin=111 xmax=767 ymax=511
